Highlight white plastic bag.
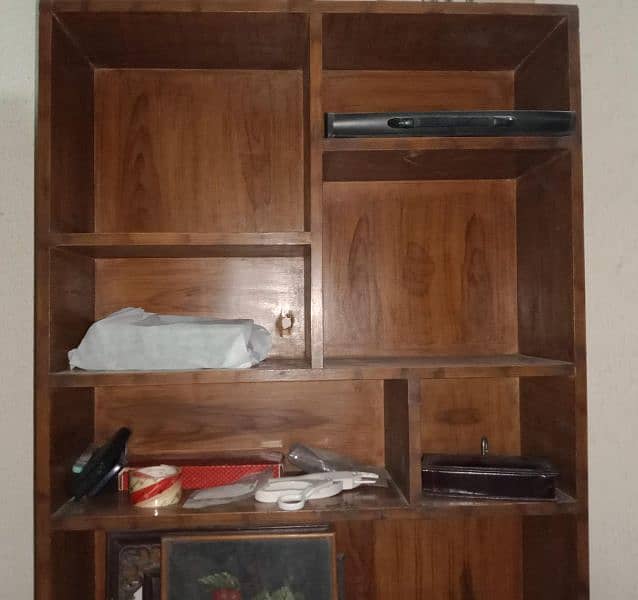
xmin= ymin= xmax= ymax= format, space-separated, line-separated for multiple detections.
xmin=68 ymin=308 xmax=272 ymax=371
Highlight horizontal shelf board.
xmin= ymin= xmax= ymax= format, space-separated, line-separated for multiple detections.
xmin=47 ymin=232 xmax=311 ymax=258
xmin=51 ymin=1 xmax=577 ymax=17
xmin=51 ymin=486 xmax=577 ymax=532
xmin=49 ymin=354 xmax=574 ymax=388
xmin=322 ymin=136 xmax=573 ymax=153
xmin=421 ymin=489 xmax=578 ymax=517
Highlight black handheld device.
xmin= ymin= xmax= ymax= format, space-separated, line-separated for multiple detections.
xmin=71 ymin=427 xmax=131 ymax=500
xmin=325 ymin=110 xmax=576 ymax=138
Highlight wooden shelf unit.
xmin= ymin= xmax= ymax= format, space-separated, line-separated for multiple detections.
xmin=36 ymin=2 xmax=587 ymax=599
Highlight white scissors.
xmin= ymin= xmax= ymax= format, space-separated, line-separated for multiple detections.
xmin=254 ymin=471 xmax=379 ymax=511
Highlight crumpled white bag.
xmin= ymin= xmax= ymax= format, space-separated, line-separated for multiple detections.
xmin=68 ymin=308 xmax=272 ymax=371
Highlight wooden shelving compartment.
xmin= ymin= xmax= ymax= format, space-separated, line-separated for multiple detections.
xmin=37 ymin=3 xmax=587 ymax=600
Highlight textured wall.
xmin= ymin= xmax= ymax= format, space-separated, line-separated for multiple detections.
xmin=0 ymin=2 xmax=637 ymax=599
xmin=0 ymin=1 xmax=35 ymax=599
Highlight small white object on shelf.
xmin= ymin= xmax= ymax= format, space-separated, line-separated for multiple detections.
xmin=68 ymin=307 xmax=272 ymax=371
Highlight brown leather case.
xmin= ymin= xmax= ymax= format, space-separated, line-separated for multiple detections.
xmin=421 ymin=453 xmax=559 ymax=500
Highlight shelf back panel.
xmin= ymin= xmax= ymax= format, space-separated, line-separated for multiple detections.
xmin=369 ymin=518 xmax=522 ymax=599
xmin=323 ymin=70 xmax=514 ymax=113
xmin=323 ymin=180 xmax=518 ymax=357
xmin=421 ymin=378 xmax=521 ymax=457
xmin=50 ymin=19 xmax=94 ymax=233
xmin=94 ymin=256 xmax=306 ymax=359
xmin=56 ymin=12 xmax=308 ymax=69
xmin=323 ymin=13 xmax=563 ymax=71
xmin=94 ymin=69 xmax=305 ymax=233
xmin=94 ymin=381 xmax=385 ymax=465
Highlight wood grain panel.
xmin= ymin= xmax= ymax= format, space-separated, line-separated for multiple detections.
xmin=324 ymin=149 xmax=561 ymax=182
xmin=384 ymin=379 xmax=421 ymax=502
xmin=324 ymin=180 xmax=518 ymax=357
xmin=323 ymin=70 xmax=514 ymax=113
xmin=520 ymin=377 xmax=576 ymax=497
xmin=517 ymin=153 xmax=574 ymax=361
xmin=51 ymin=19 xmax=94 ymax=233
xmin=523 ymin=515 xmax=578 ymax=600
xmin=51 ymin=250 xmax=95 ymax=371
xmin=323 ymin=13 xmax=562 ymax=70
xmin=94 ymin=256 xmax=306 ymax=358
xmin=50 ymin=389 xmax=94 ymax=510
xmin=95 ymin=69 xmax=304 ymax=233
xmin=515 ymin=20 xmax=570 ymax=110
xmin=58 ymin=12 xmax=308 ymax=69
xmin=334 ymin=522 xmax=376 ymax=600
xmin=94 ymin=381 xmax=385 ymax=464
xmin=52 ymin=532 xmax=95 ymax=600
xmin=421 ymin=378 xmax=520 ymax=456
xmin=374 ymin=518 xmax=522 ymax=599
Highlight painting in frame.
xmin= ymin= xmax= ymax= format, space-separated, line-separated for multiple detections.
xmin=161 ymin=531 xmax=337 ymax=600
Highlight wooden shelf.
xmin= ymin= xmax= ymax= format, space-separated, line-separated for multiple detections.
xmin=47 ymin=232 xmax=311 ymax=258
xmin=51 ymin=486 xmax=577 ymax=532
xmin=49 ymin=354 xmax=574 ymax=388
xmin=322 ymin=136 xmax=573 ymax=153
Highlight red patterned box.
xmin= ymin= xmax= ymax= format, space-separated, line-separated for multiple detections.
xmin=118 ymin=454 xmax=282 ymax=491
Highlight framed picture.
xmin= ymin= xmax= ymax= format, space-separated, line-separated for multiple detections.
xmin=161 ymin=531 xmax=337 ymax=600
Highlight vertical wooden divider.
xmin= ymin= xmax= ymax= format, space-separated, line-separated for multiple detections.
xmin=308 ymin=12 xmax=324 ymax=368
xmin=35 ymin=7 xmax=53 ymax=600
xmin=384 ymin=378 xmax=422 ymax=503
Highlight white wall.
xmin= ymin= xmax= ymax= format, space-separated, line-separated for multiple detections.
xmin=0 ymin=0 xmax=35 ymax=599
xmin=577 ymin=1 xmax=638 ymax=597
xmin=0 ymin=1 xmax=636 ymax=599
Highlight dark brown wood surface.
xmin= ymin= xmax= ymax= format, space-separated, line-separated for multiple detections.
xmin=517 ymin=153 xmax=574 ymax=362
xmin=515 ymin=19 xmax=570 ymax=111
xmin=50 ymin=16 xmax=94 ymax=234
xmin=50 ymin=354 xmax=575 ymax=387
xmin=323 ymin=180 xmax=518 ymax=357
xmin=323 ymin=13 xmax=563 ymax=70
xmin=94 ymin=69 xmax=304 ymax=233
xmin=421 ymin=378 xmax=521 ymax=456
xmin=323 ymin=70 xmax=514 ymax=112
xmin=50 ymin=249 xmax=95 ymax=371
xmin=324 ymin=149 xmax=563 ymax=182
xmin=94 ymin=381 xmax=385 ymax=464
xmin=36 ymin=3 xmax=587 ymax=598
xmin=56 ymin=12 xmax=308 ymax=69
xmin=94 ymin=256 xmax=306 ymax=359
xmin=51 ymin=488 xmax=577 ymax=533
xmin=521 ymin=376 xmax=577 ymax=499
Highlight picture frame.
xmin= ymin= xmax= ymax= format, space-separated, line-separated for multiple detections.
xmin=161 ymin=531 xmax=338 ymax=600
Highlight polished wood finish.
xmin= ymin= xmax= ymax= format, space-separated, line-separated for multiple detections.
xmin=51 ymin=488 xmax=577 ymax=532
xmin=517 ymin=153 xmax=574 ymax=362
xmin=50 ymin=354 xmax=575 ymax=387
xmin=56 ymin=12 xmax=308 ymax=69
xmin=322 ymin=13 xmax=563 ymax=70
xmin=94 ymin=69 xmax=304 ymax=233
xmin=324 ymin=148 xmax=564 ymax=181
xmin=50 ymin=249 xmax=95 ymax=371
xmin=36 ymin=3 xmax=587 ymax=599
xmin=421 ymin=378 xmax=520 ymax=456
xmin=94 ymin=256 xmax=306 ymax=358
xmin=373 ymin=518 xmax=522 ymax=599
xmin=324 ymin=180 xmax=518 ymax=357
xmin=94 ymin=381 xmax=385 ymax=465
xmin=323 ymin=70 xmax=514 ymax=112
xmin=50 ymin=18 xmax=94 ymax=233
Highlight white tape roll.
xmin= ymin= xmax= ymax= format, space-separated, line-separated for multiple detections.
xmin=129 ymin=465 xmax=182 ymax=508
